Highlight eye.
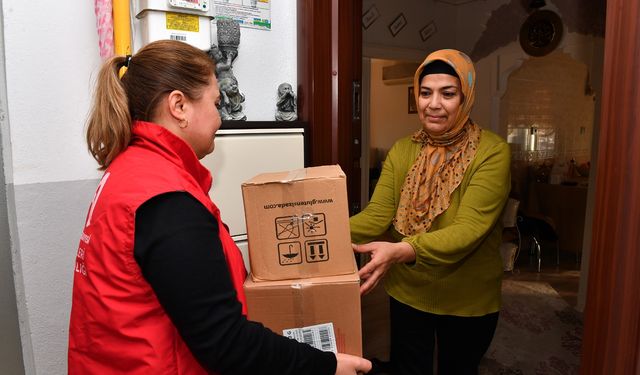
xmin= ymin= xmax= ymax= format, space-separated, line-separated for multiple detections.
xmin=420 ymin=90 xmax=431 ymax=97
xmin=443 ymin=91 xmax=457 ymax=98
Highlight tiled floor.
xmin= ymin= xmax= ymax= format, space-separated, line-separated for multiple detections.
xmin=507 ymin=245 xmax=582 ymax=308
xmin=360 ymin=247 xmax=583 ymax=361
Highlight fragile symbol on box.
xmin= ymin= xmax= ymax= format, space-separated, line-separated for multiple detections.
xmin=275 ymin=216 xmax=300 ymax=240
xmin=278 ymin=242 xmax=302 ymax=265
xmin=305 ymin=239 xmax=329 ymax=263
xmin=302 ymin=213 xmax=326 ymax=237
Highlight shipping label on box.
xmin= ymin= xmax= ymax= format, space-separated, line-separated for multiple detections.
xmin=242 ymin=165 xmax=357 ymax=281
xmin=244 ymin=272 xmax=362 ymax=356
xmin=283 ymin=322 xmax=337 ymax=353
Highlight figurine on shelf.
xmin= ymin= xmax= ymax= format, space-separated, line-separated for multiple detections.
xmin=275 ymin=82 xmax=297 ymax=121
xmin=208 ymin=18 xmax=246 ymax=121
xmin=219 ymin=77 xmax=246 ymax=121
xmin=208 ymin=45 xmax=232 ymax=82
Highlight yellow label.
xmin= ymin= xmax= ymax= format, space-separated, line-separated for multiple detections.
xmin=166 ymin=12 xmax=199 ymax=32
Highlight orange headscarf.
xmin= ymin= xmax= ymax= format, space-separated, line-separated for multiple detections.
xmin=393 ymin=49 xmax=482 ymax=236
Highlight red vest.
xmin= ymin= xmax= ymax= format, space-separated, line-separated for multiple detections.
xmin=68 ymin=121 xmax=247 ymax=374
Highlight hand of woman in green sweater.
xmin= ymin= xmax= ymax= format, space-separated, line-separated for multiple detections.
xmin=352 ymin=241 xmax=416 ymax=295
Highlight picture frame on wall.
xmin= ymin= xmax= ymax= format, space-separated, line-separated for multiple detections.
xmin=408 ymin=87 xmax=417 ymax=114
xmin=388 ymin=13 xmax=407 ymax=37
xmin=362 ymin=5 xmax=380 ymax=30
xmin=420 ymin=21 xmax=438 ymax=42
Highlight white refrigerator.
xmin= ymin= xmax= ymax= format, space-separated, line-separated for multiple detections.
xmin=200 ymin=127 xmax=305 ymax=272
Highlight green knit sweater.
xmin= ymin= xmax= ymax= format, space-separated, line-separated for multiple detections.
xmin=350 ymin=129 xmax=511 ymax=316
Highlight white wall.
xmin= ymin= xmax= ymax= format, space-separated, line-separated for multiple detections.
xmin=362 ymin=0 xmax=458 ymax=60
xmin=0 ymin=2 xmax=24 ymax=373
xmin=369 ymin=59 xmax=420 ymax=159
xmin=3 ymin=1 xmax=102 ymax=185
xmin=1 ymin=1 xmax=298 ymax=373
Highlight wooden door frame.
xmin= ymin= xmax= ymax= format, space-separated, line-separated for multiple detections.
xmin=297 ymin=0 xmax=362 ymax=214
xmin=297 ymin=0 xmax=640 ymax=371
xmin=580 ymin=0 xmax=640 ymax=372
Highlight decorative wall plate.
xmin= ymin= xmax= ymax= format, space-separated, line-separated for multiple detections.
xmin=519 ymin=10 xmax=563 ymax=57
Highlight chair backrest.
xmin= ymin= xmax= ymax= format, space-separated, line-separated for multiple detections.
xmin=502 ymin=198 xmax=520 ymax=228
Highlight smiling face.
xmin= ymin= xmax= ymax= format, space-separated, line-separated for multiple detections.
xmin=417 ymin=73 xmax=463 ymax=136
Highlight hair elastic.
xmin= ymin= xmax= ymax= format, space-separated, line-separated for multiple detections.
xmin=123 ymin=55 xmax=132 ymax=68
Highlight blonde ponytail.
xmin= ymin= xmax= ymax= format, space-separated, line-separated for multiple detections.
xmin=86 ymin=56 xmax=132 ymax=170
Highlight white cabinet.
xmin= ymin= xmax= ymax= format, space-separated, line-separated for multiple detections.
xmin=200 ymin=128 xmax=305 ymax=271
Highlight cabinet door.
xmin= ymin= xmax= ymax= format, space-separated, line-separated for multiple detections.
xmin=234 ymin=239 xmax=250 ymax=273
xmin=200 ymin=132 xmax=305 ymax=237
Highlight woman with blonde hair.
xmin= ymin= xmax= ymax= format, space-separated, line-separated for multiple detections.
xmin=68 ymin=40 xmax=371 ymax=375
xmin=351 ymin=49 xmax=510 ymax=375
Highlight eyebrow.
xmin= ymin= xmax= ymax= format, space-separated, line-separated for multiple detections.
xmin=420 ymin=85 xmax=459 ymax=90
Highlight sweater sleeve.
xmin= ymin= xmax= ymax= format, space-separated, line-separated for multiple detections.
xmin=404 ymin=140 xmax=511 ymax=271
xmin=350 ymin=141 xmax=407 ymax=244
xmin=134 ymin=192 xmax=337 ymax=375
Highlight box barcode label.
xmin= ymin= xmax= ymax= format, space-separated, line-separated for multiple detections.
xmin=170 ymin=34 xmax=187 ymax=41
xmin=283 ymin=323 xmax=337 ymax=353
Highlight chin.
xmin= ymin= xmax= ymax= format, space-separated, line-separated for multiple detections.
xmin=196 ymin=145 xmax=215 ymax=160
xmin=423 ymin=123 xmax=452 ymax=135
xmin=422 ymin=126 xmax=442 ymax=135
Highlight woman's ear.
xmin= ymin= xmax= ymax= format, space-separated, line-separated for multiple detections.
xmin=167 ymin=90 xmax=187 ymax=120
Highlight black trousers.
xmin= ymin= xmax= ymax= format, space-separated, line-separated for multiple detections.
xmin=389 ymin=297 xmax=499 ymax=375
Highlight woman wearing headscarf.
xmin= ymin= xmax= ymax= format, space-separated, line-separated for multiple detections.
xmin=350 ymin=49 xmax=511 ymax=375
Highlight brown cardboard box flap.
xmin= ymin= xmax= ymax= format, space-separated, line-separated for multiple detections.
xmin=243 ymin=165 xmax=346 ymax=185
xmin=245 ymin=270 xmax=360 ymax=288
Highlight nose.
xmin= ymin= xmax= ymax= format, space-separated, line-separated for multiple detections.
xmin=428 ymin=93 xmax=443 ymax=109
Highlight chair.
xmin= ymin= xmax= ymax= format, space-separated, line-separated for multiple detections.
xmin=532 ymin=215 xmax=560 ymax=272
xmin=519 ymin=213 xmax=560 ymax=272
xmin=499 ymin=198 xmax=521 ymax=272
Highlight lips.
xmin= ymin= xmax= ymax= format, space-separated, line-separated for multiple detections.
xmin=426 ymin=114 xmax=446 ymax=122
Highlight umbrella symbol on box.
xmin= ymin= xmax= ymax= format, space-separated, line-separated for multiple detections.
xmin=276 ymin=216 xmax=300 ymax=240
xmin=305 ymin=239 xmax=329 ymax=263
xmin=279 ymin=242 xmax=302 ymax=265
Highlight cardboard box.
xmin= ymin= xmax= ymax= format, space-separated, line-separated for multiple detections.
xmin=242 ymin=165 xmax=357 ymax=281
xmin=244 ymin=271 xmax=362 ymax=356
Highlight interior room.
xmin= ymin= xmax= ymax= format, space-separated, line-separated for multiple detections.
xmin=1 ymin=0 xmax=639 ymax=374
xmin=358 ymin=0 xmax=604 ymax=372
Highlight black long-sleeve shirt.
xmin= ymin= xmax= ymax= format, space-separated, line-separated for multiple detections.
xmin=134 ymin=192 xmax=337 ymax=375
